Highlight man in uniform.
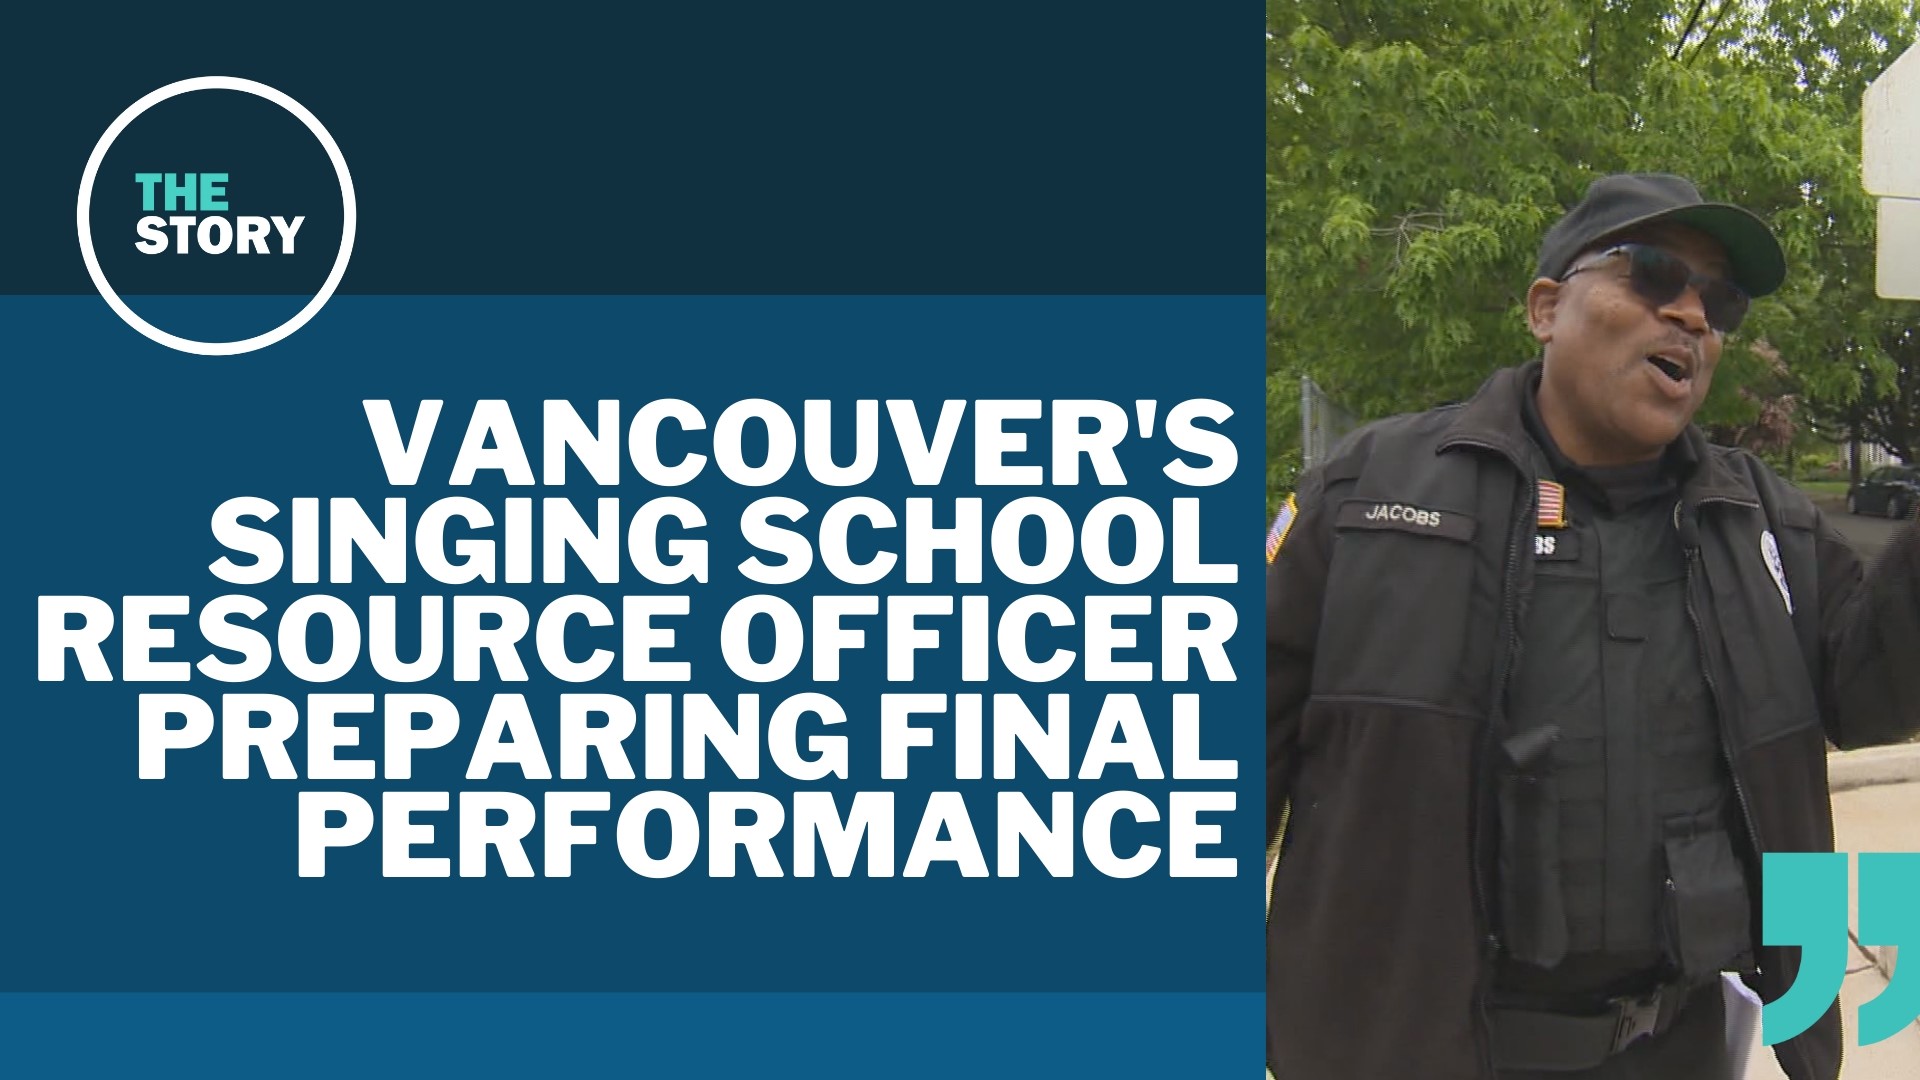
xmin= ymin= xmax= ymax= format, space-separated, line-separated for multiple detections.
xmin=1265 ymin=173 xmax=1920 ymax=1080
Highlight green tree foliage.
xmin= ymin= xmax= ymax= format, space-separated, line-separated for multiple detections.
xmin=1803 ymin=327 xmax=1920 ymax=466
xmin=1267 ymin=0 xmax=1920 ymax=508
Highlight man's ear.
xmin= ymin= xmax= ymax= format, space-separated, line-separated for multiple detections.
xmin=1526 ymin=277 xmax=1563 ymax=344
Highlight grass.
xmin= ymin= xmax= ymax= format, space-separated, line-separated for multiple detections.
xmin=1796 ymin=479 xmax=1851 ymax=498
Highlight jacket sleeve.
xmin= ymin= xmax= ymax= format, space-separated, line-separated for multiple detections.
xmin=1267 ymin=465 xmax=1333 ymax=843
xmin=1816 ymin=512 xmax=1920 ymax=748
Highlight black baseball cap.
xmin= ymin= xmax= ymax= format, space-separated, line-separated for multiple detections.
xmin=1536 ymin=173 xmax=1786 ymax=298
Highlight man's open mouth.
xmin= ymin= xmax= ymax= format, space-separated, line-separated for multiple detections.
xmin=1647 ymin=353 xmax=1690 ymax=382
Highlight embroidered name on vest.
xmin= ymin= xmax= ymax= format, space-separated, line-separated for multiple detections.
xmin=1534 ymin=531 xmax=1581 ymax=561
xmin=1337 ymin=499 xmax=1475 ymax=542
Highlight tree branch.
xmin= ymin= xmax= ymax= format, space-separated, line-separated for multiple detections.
xmin=1367 ymin=211 xmax=1448 ymax=272
xmin=1686 ymin=0 xmax=1734 ymax=67
xmin=1671 ymin=0 xmax=1710 ymax=62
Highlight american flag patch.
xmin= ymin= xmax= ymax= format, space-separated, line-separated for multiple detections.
xmin=1537 ymin=479 xmax=1568 ymax=529
xmin=1266 ymin=495 xmax=1298 ymax=563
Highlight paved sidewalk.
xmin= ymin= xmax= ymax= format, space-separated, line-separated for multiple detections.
xmin=1742 ymin=748 xmax=1920 ymax=1080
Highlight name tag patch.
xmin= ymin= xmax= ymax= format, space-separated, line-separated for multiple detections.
xmin=1336 ymin=499 xmax=1475 ymax=542
xmin=1534 ymin=531 xmax=1581 ymax=561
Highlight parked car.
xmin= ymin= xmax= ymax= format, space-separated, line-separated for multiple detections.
xmin=1845 ymin=465 xmax=1920 ymax=518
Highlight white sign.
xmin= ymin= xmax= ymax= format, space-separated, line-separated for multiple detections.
xmin=1863 ymin=44 xmax=1920 ymax=299
xmin=1877 ymin=198 xmax=1920 ymax=301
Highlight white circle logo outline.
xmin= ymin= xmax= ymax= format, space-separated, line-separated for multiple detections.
xmin=75 ymin=76 xmax=356 ymax=357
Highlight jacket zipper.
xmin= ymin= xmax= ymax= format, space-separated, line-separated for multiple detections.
xmin=1448 ymin=436 xmax=1534 ymax=1079
xmin=1678 ymin=499 xmax=1766 ymax=855
xmin=1682 ymin=496 xmax=1816 ymax=1078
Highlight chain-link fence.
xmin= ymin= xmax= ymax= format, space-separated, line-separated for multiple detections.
xmin=1300 ymin=374 xmax=1360 ymax=471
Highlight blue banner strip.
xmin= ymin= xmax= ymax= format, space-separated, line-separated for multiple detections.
xmin=1 ymin=992 xmax=1259 ymax=1077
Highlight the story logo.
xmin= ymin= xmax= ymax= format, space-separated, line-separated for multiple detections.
xmin=75 ymin=76 xmax=356 ymax=356
xmin=132 ymin=172 xmax=304 ymax=255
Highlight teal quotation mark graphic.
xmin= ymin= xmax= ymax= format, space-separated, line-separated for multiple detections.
xmin=1762 ymin=852 xmax=1920 ymax=1046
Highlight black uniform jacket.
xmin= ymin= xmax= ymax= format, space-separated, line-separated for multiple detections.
xmin=1266 ymin=362 xmax=1920 ymax=1080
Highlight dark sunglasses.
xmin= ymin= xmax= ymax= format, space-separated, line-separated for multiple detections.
xmin=1560 ymin=243 xmax=1750 ymax=334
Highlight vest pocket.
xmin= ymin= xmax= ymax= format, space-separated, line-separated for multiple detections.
xmin=1660 ymin=823 xmax=1755 ymax=979
xmin=1498 ymin=766 xmax=1569 ymax=967
xmin=1316 ymin=507 xmax=1477 ymax=705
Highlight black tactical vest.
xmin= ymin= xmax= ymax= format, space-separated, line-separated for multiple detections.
xmin=1494 ymin=476 xmax=1751 ymax=997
